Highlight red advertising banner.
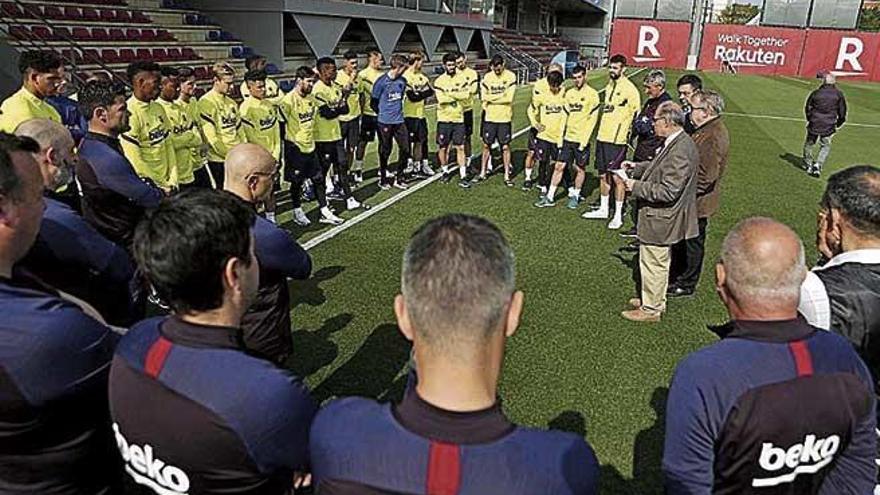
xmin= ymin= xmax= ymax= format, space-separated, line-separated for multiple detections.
xmin=608 ymin=19 xmax=691 ymax=69
xmin=698 ymin=24 xmax=805 ymax=76
xmin=799 ymin=30 xmax=880 ymax=82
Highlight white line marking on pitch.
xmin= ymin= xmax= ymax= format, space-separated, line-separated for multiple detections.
xmin=303 ymin=66 xmax=650 ymax=251
xmin=725 ymin=111 xmax=880 ymax=129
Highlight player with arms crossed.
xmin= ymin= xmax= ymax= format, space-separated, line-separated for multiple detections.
xmin=479 ymin=55 xmax=517 ymax=186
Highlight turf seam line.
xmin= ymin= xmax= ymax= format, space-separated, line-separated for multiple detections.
xmin=303 ymin=66 xmax=650 ymax=251
xmin=725 ymin=111 xmax=880 ymax=129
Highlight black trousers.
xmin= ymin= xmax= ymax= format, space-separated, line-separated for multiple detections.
xmin=206 ymin=161 xmax=225 ymax=190
xmin=285 ymin=141 xmax=326 ymax=209
xmin=190 ymin=166 xmax=213 ymax=188
xmin=316 ymin=140 xmax=352 ymax=198
xmin=670 ymin=217 xmax=709 ymax=290
xmin=378 ymin=123 xmax=410 ymax=183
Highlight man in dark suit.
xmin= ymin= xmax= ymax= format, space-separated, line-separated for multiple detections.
xmin=621 ymin=101 xmax=699 ymax=322
xmin=803 ymin=72 xmax=846 ymax=178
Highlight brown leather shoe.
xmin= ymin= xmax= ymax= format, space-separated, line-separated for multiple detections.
xmin=628 ymin=298 xmax=642 ymax=308
xmin=621 ymin=308 xmax=661 ymax=323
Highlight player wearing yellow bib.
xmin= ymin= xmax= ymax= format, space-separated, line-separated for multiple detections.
xmin=120 ymin=62 xmax=178 ymax=191
xmin=280 ymin=66 xmax=344 ymax=227
xmin=479 ymin=55 xmax=517 ymax=185
xmin=536 ymin=65 xmax=601 ymax=209
xmin=527 ymin=70 xmax=567 ymax=200
xmin=583 ymin=54 xmax=641 ymax=230
xmin=198 ymin=62 xmax=246 ymax=189
xmin=354 ymin=50 xmax=384 ymax=175
xmin=157 ymin=67 xmax=202 ymax=189
xmin=337 ymin=51 xmax=362 ymax=182
xmin=455 ymin=52 xmax=480 ymax=170
xmin=176 ymin=67 xmax=211 ymax=187
xmin=0 ymin=51 xmax=63 ymax=133
xmin=434 ymin=53 xmax=471 ymax=189
xmin=403 ymin=51 xmax=434 ymax=177
xmin=522 ymin=63 xmax=563 ymax=191
xmin=314 ymin=57 xmax=363 ymax=211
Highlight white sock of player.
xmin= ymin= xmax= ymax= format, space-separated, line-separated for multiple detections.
xmin=613 ymin=200 xmax=624 ymax=222
xmin=442 ymin=165 xmax=449 ymax=175
xmin=568 ymin=187 xmax=578 ymax=198
xmin=265 ymin=211 xmax=276 ymax=223
xmin=354 ymin=160 xmax=364 ymax=171
xmin=599 ymin=195 xmax=609 ymax=213
xmin=459 ymin=165 xmax=467 ymax=179
xmin=525 ymin=168 xmax=533 ymax=180
xmin=546 ymin=185 xmax=557 ymax=200
xmin=422 ymin=159 xmax=429 ymax=167
xmin=325 ymin=175 xmax=334 ymax=192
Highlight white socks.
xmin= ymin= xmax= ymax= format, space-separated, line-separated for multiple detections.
xmin=613 ymin=200 xmax=624 ymax=222
xmin=599 ymin=195 xmax=609 ymax=213
xmin=546 ymin=185 xmax=557 ymax=200
xmin=568 ymin=187 xmax=578 ymax=198
xmin=459 ymin=165 xmax=467 ymax=179
xmin=525 ymin=168 xmax=533 ymax=180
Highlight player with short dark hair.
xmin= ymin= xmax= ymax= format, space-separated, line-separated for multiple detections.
xmin=337 ymin=50 xmax=362 ymax=182
xmin=435 ymin=53 xmax=471 ymax=188
xmin=371 ymin=54 xmax=411 ymax=190
xmin=310 ymin=214 xmax=600 ymax=494
xmin=529 ymin=71 xmax=567 ymax=202
xmin=175 ymin=67 xmax=211 ymax=188
xmin=479 ymin=54 xmax=516 ymax=185
xmin=522 ymin=63 xmax=563 ymax=191
xmin=456 ymin=51 xmax=480 ymax=173
xmin=354 ymin=49 xmax=384 ymax=177
xmin=0 ymin=51 xmax=64 ymax=132
xmin=157 ymin=66 xmax=200 ymax=190
xmin=199 ymin=62 xmax=245 ymax=189
xmin=240 ymin=54 xmax=282 ymax=102
xmin=110 ymin=189 xmax=317 ymax=494
xmin=403 ymin=51 xmax=434 ymax=177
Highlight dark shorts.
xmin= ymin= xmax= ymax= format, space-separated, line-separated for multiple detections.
xmin=340 ymin=117 xmax=360 ymax=148
xmin=595 ymin=141 xmax=627 ymax=173
xmin=463 ymin=110 xmax=474 ymax=137
xmin=534 ymin=138 xmax=559 ymax=164
xmin=405 ymin=117 xmax=428 ymax=143
xmin=316 ymin=140 xmax=346 ymax=170
xmin=527 ymin=127 xmax=539 ymax=152
xmin=359 ymin=115 xmax=378 ymax=143
xmin=559 ymin=141 xmax=590 ymax=169
xmin=283 ymin=141 xmax=319 ymax=181
xmin=436 ymin=122 xmax=466 ymax=148
xmin=482 ymin=122 xmax=512 ymax=146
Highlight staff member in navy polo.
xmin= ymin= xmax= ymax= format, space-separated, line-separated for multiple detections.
xmin=109 ymin=189 xmax=317 ymax=494
xmin=310 ymin=214 xmax=600 ymax=494
xmin=372 ymin=53 xmax=412 ymax=190
xmin=224 ymin=143 xmax=312 ymax=364
xmin=75 ymin=79 xmax=164 ymax=252
xmin=15 ymin=118 xmax=136 ymax=325
xmin=664 ymin=217 xmax=876 ymax=494
xmin=0 ymin=133 xmax=121 ymax=494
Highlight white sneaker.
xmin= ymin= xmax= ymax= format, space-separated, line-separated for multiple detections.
xmin=582 ymin=208 xmax=609 ymax=219
xmin=608 ymin=217 xmax=623 ymax=230
xmin=319 ymin=207 xmax=344 ymax=225
xmin=421 ymin=163 xmax=435 ymax=176
xmin=292 ymin=208 xmax=310 ymax=226
xmin=346 ymin=197 xmax=362 ymax=210
xmin=393 ymin=180 xmax=409 ymax=190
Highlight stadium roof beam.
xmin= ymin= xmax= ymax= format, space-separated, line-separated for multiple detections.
xmin=367 ymin=20 xmax=406 ymax=61
xmin=454 ymin=28 xmax=475 ymax=55
xmin=557 ymin=0 xmax=608 ymax=14
xmin=294 ymin=14 xmax=351 ymax=58
xmin=417 ymin=24 xmax=445 ymax=61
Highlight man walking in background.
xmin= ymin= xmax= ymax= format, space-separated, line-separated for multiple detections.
xmin=583 ymin=54 xmax=640 ymax=230
xmin=669 ymin=90 xmax=730 ymax=298
xmin=803 ymin=72 xmax=846 ymax=178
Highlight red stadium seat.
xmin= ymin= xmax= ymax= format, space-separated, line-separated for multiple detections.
xmin=62 ymin=6 xmax=81 ymax=20
xmin=181 ymin=47 xmax=198 ymax=60
xmin=91 ymin=28 xmax=109 ymax=41
xmin=136 ymin=48 xmax=152 ymax=61
xmin=118 ymin=48 xmax=136 ymax=63
xmin=71 ymin=27 xmax=91 ymax=41
xmin=114 ymin=10 xmax=132 ymax=23
xmin=131 ymin=11 xmax=151 ymax=23
xmin=101 ymin=49 xmax=120 ymax=64
xmin=1 ymin=3 xmax=24 ymax=18
xmin=21 ymin=4 xmax=41 ymax=18
xmin=166 ymin=48 xmax=182 ymax=60
xmin=8 ymin=25 xmax=28 ymax=40
xmin=81 ymin=49 xmax=101 ymax=64
xmin=43 ymin=6 xmax=65 ymax=20
xmin=81 ymin=8 xmax=99 ymax=21
xmin=54 ymin=27 xmax=72 ymax=40
xmin=140 ymin=28 xmax=156 ymax=41
xmin=31 ymin=26 xmax=54 ymax=41
xmin=61 ymin=49 xmax=82 ymax=64
xmin=193 ymin=66 xmax=209 ymax=80
xmin=99 ymin=9 xmax=116 ymax=22
xmin=156 ymin=29 xmax=173 ymax=41
xmin=109 ymin=28 xmax=125 ymax=41
xmin=125 ymin=28 xmax=141 ymax=40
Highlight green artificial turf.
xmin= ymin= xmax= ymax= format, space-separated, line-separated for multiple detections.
xmin=282 ymin=70 xmax=880 ymax=493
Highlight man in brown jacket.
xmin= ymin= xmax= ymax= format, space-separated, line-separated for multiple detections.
xmin=669 ymin=90 xmax=730 ymax=297
xmin=621 ymin=101 xmax=699 ymax=322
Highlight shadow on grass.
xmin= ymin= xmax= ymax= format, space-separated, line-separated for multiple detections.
xmin=312 ymin=322 xmax=411 ymax=403
xmin=780 ymin=152 xmax=806 ymax=172
xmin=287 ymin=313 xmax=353 ymax=378
xmin=289 ymin=265 xmax=345 ymax=310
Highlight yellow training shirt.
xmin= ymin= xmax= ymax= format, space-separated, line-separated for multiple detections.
xmin=281 ymin=91 xmax=316 ymax=154
xmin=121 ymin=96 xmax=178 ymax=189
xmin=480 ymin=69 xmax=517 ymax=123
xmin=403 ymin=70 xmax=431 ymax=120
xmin=240 ymin=97 xmax=281 ymax=161
xmin=528 ymin=88 xmax=567 ymax=146
xmin=564 ymin=83 xmax=601 ymax=149
xmin=336 ymin=70 xmax=361 ymax=122
xmin=158 ymin=98 xmax=201 ymax=185
xmin=312 ymin=80 xmax=343 ymax=143
xmin=433 ymin=73 xmax=468 ymax=124
xmin=177 ymin=97 xmax=207 ymax=172
xmin=0 ymin=87 xmax=62 ymax=133
xmin=457 ymin=67 xmax=479 ymax=112
xmin=239 ymin=78 xmax=283 ymax=105
xmin=357 ymin=66 xmax=383 ymax=117
xmin=198 ymin=89 xmax=245 ymax=163
xmin=597 ymin=75 xmax=641 ymax=145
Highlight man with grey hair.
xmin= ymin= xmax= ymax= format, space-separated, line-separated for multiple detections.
xmin=663 ymin=217 xmax=876 ymax=494
xmin=15 ymin=118 xmax=136 ymax=325
xmin=621 ymin=101 xmax=699 ymax=322
xmin=803 ymin=72 xmax=847 ymax=177
xmin=309 ymin=214 xmax=600 ymax=494
xmin=632 ymin=69 xmax=673 ymax=163
xmin=669 ymin=90 xmax=730 ymax=298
